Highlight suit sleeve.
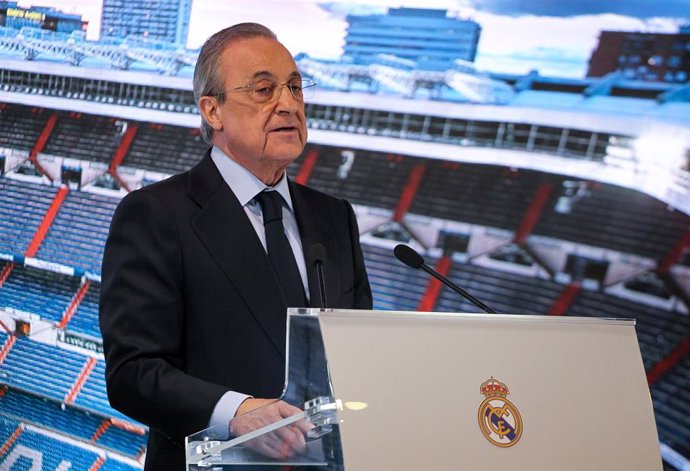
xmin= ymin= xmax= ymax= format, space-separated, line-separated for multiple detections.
xmin=99 ymin=189 xmax=228 ymax=443
xmin=344 ymin=199 xmax=373 ymax=310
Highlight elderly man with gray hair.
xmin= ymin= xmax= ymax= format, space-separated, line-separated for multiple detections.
xmin=99 ymin=22 xmax=372 ymax=471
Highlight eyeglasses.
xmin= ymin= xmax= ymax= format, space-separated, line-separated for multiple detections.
xmin=215 ymin=78 xmax=316 ymax=103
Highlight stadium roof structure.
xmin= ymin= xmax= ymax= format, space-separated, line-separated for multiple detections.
xmin=0 ymin=26 xmax=197 ymax=75
xmin=1 ymin=24 xmax=688 ymax=111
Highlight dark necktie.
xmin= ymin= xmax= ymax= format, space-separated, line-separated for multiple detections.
xmin=255 ymin=190 xmax=307 ymax=308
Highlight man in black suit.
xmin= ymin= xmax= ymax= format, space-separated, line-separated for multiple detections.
xmin=99 ymin=23 xmax=372 ymax=471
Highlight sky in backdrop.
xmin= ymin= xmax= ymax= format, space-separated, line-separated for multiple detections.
xmin=15 ymin=0 xmax=690 ymax=78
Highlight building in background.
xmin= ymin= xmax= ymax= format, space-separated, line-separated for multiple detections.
xmin=587 ymin=30 xmax=690 ymax=83
xmin=100 ymin=0 xmax=192 ymax=45
xmin=343 ymin=7 xmax=481 ymax=71
xmin=0 ymin=1 xmax=86 ymax=34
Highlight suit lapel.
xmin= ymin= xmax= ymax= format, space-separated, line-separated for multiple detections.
xmin=187 ymin=155 xmax=288 ymax=357
xmin=290 ymin=182 xmax=342 ymax=309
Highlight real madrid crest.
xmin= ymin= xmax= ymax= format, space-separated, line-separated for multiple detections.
xmin=478 ymin=377 xmax=523 ymax=448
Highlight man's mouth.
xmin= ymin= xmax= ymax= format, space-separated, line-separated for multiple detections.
xmin=271 ymin=126 xmax=297 ymax=133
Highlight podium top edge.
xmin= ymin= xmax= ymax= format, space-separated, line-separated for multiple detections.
xmin=287 ymin=308 xmax=636 ymax=327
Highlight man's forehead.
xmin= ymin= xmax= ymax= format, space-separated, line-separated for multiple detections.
xmin=222 ymin=37 xmax=298 ymax=79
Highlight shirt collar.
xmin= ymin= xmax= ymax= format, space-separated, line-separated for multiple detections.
xmin=210 ymin=146 xmax=294 ymax=211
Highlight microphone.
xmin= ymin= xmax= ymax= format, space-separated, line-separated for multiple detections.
xmin=308 ymin=244 xmax=328 ymax=310
xmin=394 ymin=244 xmax=496 ymax=314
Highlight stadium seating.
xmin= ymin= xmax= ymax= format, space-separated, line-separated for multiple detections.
xmin=97 ymin=423 xmax=147 ymax=459
xmin=99 ymin=458 xmax=145 ymax=471
xmin=1 ymin=386 xmax=99 ymax=437
xmin=0 ymin=104 xmax=51 ymax=151
xmin=2 ymin=336 xmax=88 ymax=401
xmin=123 ymin=123 xmax=207 ymax=175
xmin=410 ymin=161 xmax=546 ymax=232
xmin=0 ymin=265 xmax=79 ymax=324
xmin=0 ymin=178 xmax=56 ymax=257
xmin=0 ymin=415 xmax=142 ymax=471
xmin=435 ymin=261 xmax=564 ymax=315
xmin=0 ymin=415 xmax=19 ymax=447
xmin=3 ymin=425 xmax=113 ymax=471
xmin=0 ymin=387 xmax=146 ymax=458
xmin=0 ymin=321 xmax=146 ymax=457
xmin=534 ymin=181 xmax=690 ymax=261
xmin=296 ymin=145 xmax=418 ymax=210
xmin=66 ymin=282 xmax=102 ymax=339
xmin=37 ymin=190 xmax=120 ymax=274
xmin=73 ymin=360 xmax=131 ymax=421
xmin=651 ymin=354 xmax=690 ymax=459
xmin=566 ymin=289 xmax=690 ymax=371
xmin=42 ymin=112 xmax=122 ymax=163
xmin=362 ymin=243 xmax=430 ymax=311
xmin=1 ymin=100 xmax=690 ymax=469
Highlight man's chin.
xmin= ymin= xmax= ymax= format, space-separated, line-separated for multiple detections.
xmin=266 ymin=143 xmax=306 ymax=162
xmin=268 ymin=131 xmax=304 ymax=145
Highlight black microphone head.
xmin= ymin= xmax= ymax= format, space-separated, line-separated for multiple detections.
xmin=394 ymin=244 xmax=424 ymax=269
xmin=309 ymin=243 xmax=327 ymax=265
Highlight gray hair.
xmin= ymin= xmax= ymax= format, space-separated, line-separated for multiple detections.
xmin=193 ymin=23 xmax=278 ymax=144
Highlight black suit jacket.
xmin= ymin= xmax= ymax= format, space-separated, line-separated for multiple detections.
xmin=99 ymin=153 xmax=372 ymax=471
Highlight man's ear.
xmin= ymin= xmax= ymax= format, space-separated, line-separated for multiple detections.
xmin=198 ymin=96 xmax=223 ymax=132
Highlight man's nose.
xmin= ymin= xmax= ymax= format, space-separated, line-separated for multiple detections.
xmin=274 ymin=84 xmax=300 ymax=111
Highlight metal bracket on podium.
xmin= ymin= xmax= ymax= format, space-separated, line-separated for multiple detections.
xmin=305 ymin=396 xmax=340 ymax=439
xmin=187 ymin=396 xmax=340 ymax=467
xmin=188 ymin=438 xmax=223 ymax=468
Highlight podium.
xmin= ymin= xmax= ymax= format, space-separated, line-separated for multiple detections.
xmin=186 ymin=309 xmax=662 ymax=470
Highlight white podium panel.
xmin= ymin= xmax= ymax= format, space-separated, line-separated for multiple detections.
xmin=318 ymin=310 xmax=661 ymax=471
xmin=186 ymin=309 xmax=661 ymax=471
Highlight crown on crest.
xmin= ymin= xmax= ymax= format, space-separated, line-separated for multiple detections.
xmin=480 ymin=377 xmax=510 ymax=397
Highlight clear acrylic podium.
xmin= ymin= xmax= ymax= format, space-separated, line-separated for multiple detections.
xmin=186 ymin=309 xmax=662 ymax=471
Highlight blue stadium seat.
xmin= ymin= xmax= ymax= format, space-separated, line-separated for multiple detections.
xmin=0 ymin=179 xmax=56 ymax=257
xmin=0 ymin=104 xmax=51 ymax=151
xmin=37 ymin=191 xmax=120 ymax=275
xmin=66 ymin=282 xmax=102 ymax=338
xmin=0 ymin=265 xmax=79 ymax=324
xmin=42 ymin=112 xmax=122 ymax=164
xmin=362 ymin=243 xmax=429 ymax=311
xmin=2 ymin=337 xmax=85 ymax=401
xmin=123 ymin=123 xmax=207 ymax=175
xmin=0 ymin=387 xmax=147 ymax=458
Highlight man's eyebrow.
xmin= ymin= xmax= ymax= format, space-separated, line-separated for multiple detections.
xmin=249 ymin=70 xmax=302 ymax=80
xmin=250 ymin=70 xmax=274 ymax=80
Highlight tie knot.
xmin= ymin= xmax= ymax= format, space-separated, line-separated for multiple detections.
xmin=256 ymin=190 xmax=284 ymax=224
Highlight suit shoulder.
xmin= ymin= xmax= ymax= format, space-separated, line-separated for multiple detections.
xmin=137 ymin=171 xmax=188 ymax=197
xmin=291 ymin=181 xmax=348 ymax=207
xmin=110 ymin=176 xmax=192 ymax=229
xmin=118 ymin=170 xmax=190 ymax=209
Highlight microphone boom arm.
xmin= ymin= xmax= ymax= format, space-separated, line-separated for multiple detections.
xmin=419 ymin=263 xmax=496 ymax=314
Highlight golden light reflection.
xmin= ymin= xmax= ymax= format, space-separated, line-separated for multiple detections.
xmin=343 ymin=401 xmax=368 ymax=411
